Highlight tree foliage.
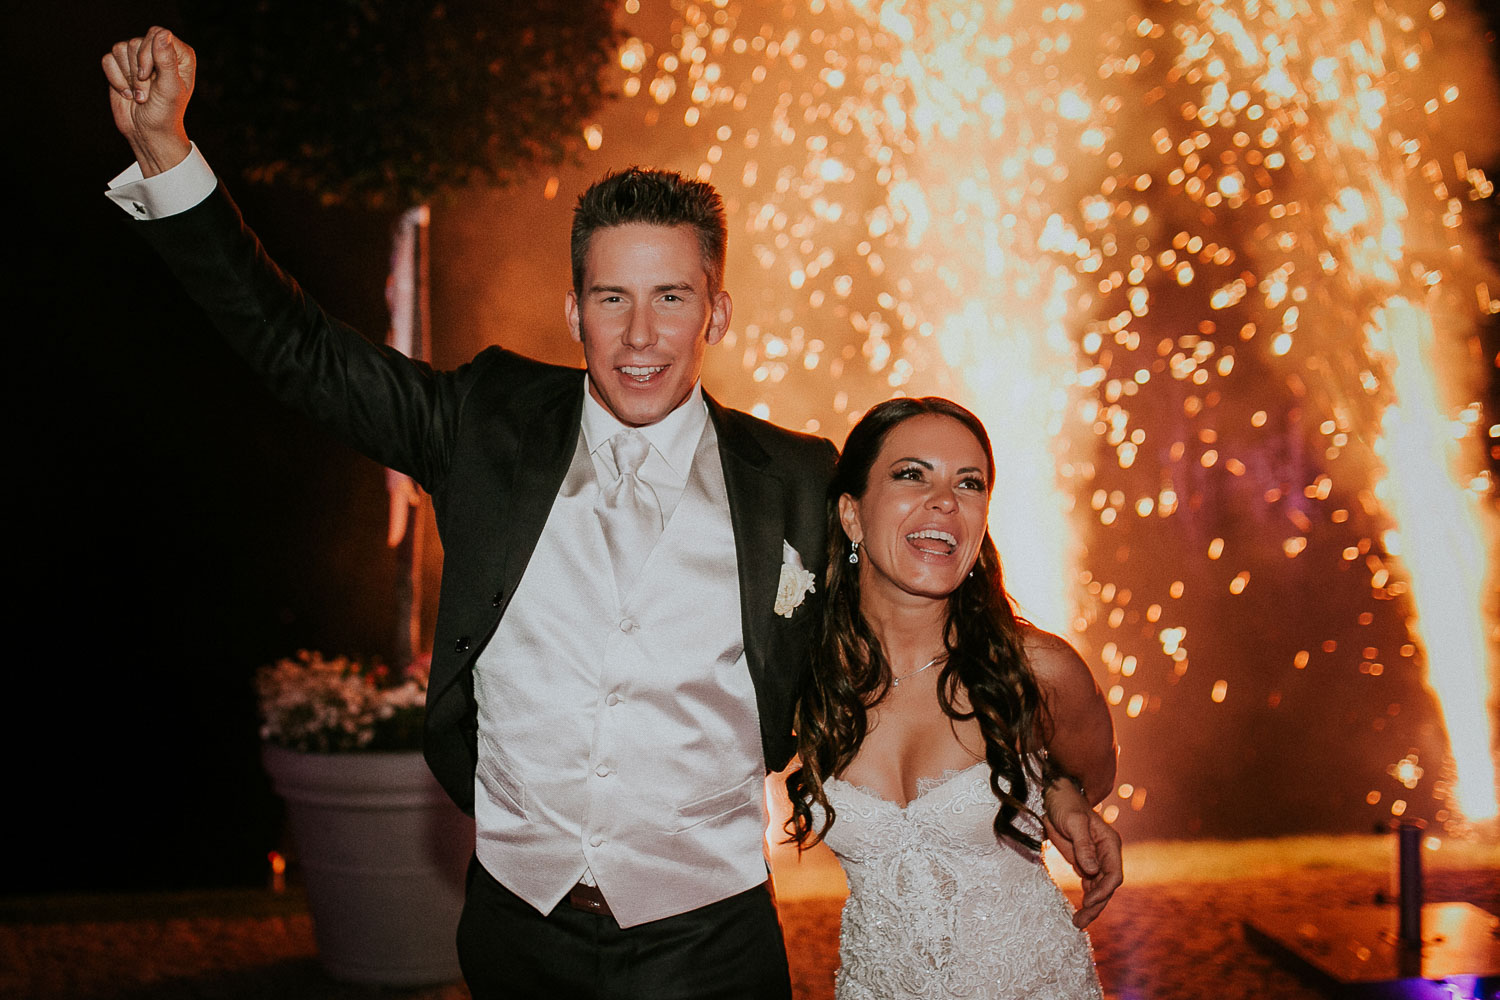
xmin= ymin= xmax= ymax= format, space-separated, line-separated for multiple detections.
xmin=183 ymin=0 xmax=622 ymax=208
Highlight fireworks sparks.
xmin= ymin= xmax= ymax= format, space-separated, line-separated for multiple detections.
xmin=1369 ymin=299 xmax=1497 ymax=819
xmin=467 ymin=0 xmax=1500 ymax=834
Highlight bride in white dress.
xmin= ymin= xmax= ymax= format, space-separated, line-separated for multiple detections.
xmin=786 ymin=397 xmax=1120 ymax=1000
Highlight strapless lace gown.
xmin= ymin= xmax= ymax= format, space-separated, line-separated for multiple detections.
xmin=822 ymin=762 xmax=1103 ymax=1000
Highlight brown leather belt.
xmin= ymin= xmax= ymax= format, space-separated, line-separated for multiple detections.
xmin=565 ymin=878 xmax=773 ymax=920
xmin=567 ymin=881 xmax=613 ymax=919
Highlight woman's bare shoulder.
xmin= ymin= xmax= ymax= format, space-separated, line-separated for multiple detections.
xmin=1019 ymin=625 xmax=1094 ymax=689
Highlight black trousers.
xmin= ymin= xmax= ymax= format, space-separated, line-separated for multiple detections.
xmin=457 ymin=858 xmax=794 ymax=1000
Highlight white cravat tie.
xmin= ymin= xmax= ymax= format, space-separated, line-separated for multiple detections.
xmin=598 ymin=429 xmax=663 ymax=592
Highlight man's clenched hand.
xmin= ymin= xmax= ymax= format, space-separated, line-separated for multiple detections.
xmin=1043 ymin=797 xmax=1123 ymax=929
xmin=102 ymin=27 xmax=195 ymax=176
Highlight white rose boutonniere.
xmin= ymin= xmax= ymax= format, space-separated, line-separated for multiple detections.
xmin=775 ymin=541 xmax=817 ymax=618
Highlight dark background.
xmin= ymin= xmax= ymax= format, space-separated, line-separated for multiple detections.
xmin=10 ymin=2 xmax=1500 ymax=895
xmin=13 ymin=1 xmax=418 ymax=892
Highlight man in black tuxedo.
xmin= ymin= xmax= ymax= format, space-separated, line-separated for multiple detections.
xmin=103 ymin=27 xmax=1121 ymax=1000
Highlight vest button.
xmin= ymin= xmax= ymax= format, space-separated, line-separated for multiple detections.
xmin=454 ymin=636 xmax=471 ymax=653
xmin=589 ymin=835 xmax=605 ymax=847
xmin=595 ymin=764 xmax=611 ymax=778
xmin=605 ymin=693 xmax=620 ymax=707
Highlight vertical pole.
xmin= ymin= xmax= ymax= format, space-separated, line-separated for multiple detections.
xmin=1397 ymin=819 xmax=1423 ymax=947
xmin=386 ymin=205 xmax=431 ymax=668
xmin=407 ymin=207 xmax=430 ymax=660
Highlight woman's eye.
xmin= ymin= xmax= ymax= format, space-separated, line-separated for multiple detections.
xmin=894 ymin=466 xmax=924 ymax=481
xmin=959 ymin=477 xmax=987 ymax=491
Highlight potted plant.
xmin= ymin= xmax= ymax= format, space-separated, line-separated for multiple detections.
xmin=257 ymin=651 xmax=473 ymax=986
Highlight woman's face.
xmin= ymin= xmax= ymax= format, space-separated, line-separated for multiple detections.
xmin=839 ymin=413 xmax=991 ymax=604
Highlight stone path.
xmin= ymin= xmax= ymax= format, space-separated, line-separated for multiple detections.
xmin=4 ymin=836 xmax=1496 ymax=999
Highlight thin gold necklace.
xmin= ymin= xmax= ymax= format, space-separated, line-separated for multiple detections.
xmin=892 ymin=653 xmax=944 ymax=687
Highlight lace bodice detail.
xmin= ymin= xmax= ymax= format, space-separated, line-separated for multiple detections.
xmin=821 ymin=761 xmax=1102 ymax=1000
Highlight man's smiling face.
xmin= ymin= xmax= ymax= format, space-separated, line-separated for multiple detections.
xmin=565 ymin=222 xmax=732 ymax=428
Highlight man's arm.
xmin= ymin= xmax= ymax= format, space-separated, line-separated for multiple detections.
xmin=1040 ymin=778 xmax=1122 ymax=928
xmin=100 ymin=28 xmax=469 ymax=491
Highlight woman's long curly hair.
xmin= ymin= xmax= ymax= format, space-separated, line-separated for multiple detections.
xmin=785 ymin=397 xmax=1049 ymax=851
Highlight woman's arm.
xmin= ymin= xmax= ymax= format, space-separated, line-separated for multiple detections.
xmin=1025 ymin=627 xmax=1121 ymax=926
xmin=1025 ymin=627 xmax=1117 ymax=806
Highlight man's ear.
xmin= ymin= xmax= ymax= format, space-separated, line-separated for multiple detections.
xmin=565 ymin=290 xmax=583 ymax=344
xmin=705 ymin=290 xmax=732 ymax=346
xmin=837 ymin=493 xmax=863 ymax=545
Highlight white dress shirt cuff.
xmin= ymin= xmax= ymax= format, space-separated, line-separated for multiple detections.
xmin=105 ymin=143 xmax=217 ymax=220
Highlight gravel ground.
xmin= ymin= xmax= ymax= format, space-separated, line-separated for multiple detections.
xmin=4 ymin=838 xmax=1496 ymax=1000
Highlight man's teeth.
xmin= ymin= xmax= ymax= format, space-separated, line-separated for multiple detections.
xmin=621 ymin=365 xmax=665 ymax=378
xmin=908 ymin=529 xmax=957 ymax=551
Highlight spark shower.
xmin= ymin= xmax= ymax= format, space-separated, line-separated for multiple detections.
xmin=445 ymin=0 xmax=1500 ymax=839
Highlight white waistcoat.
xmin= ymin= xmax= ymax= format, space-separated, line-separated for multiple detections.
xmin=472 ymin=417 xmax=768 ymax=927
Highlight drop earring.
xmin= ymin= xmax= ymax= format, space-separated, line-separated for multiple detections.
xmin=848 ymin=540 xmax=860 ymax=564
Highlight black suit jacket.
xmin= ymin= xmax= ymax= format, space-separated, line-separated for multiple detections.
xmin=136 ymin=185 xmax=838 ymax=813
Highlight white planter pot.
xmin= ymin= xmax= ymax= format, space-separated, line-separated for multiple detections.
xmin=261 ymin=745 xmax=474 ymax=986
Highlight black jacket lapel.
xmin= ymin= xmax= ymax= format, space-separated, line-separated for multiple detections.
xmin=500 ymin=377 xmax=586 ymax=598
xmin=706 ymin=395 xmax=785 ymax=709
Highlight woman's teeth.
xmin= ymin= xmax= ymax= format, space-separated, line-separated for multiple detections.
xmin=907 ymin=529 xmax=957 ymax=554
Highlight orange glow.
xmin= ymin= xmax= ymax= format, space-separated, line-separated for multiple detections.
xmin=1368 ymin=301 xmax=1498 ymax=819
xmin=560 ymin=0 xmax=1499 ymax=833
